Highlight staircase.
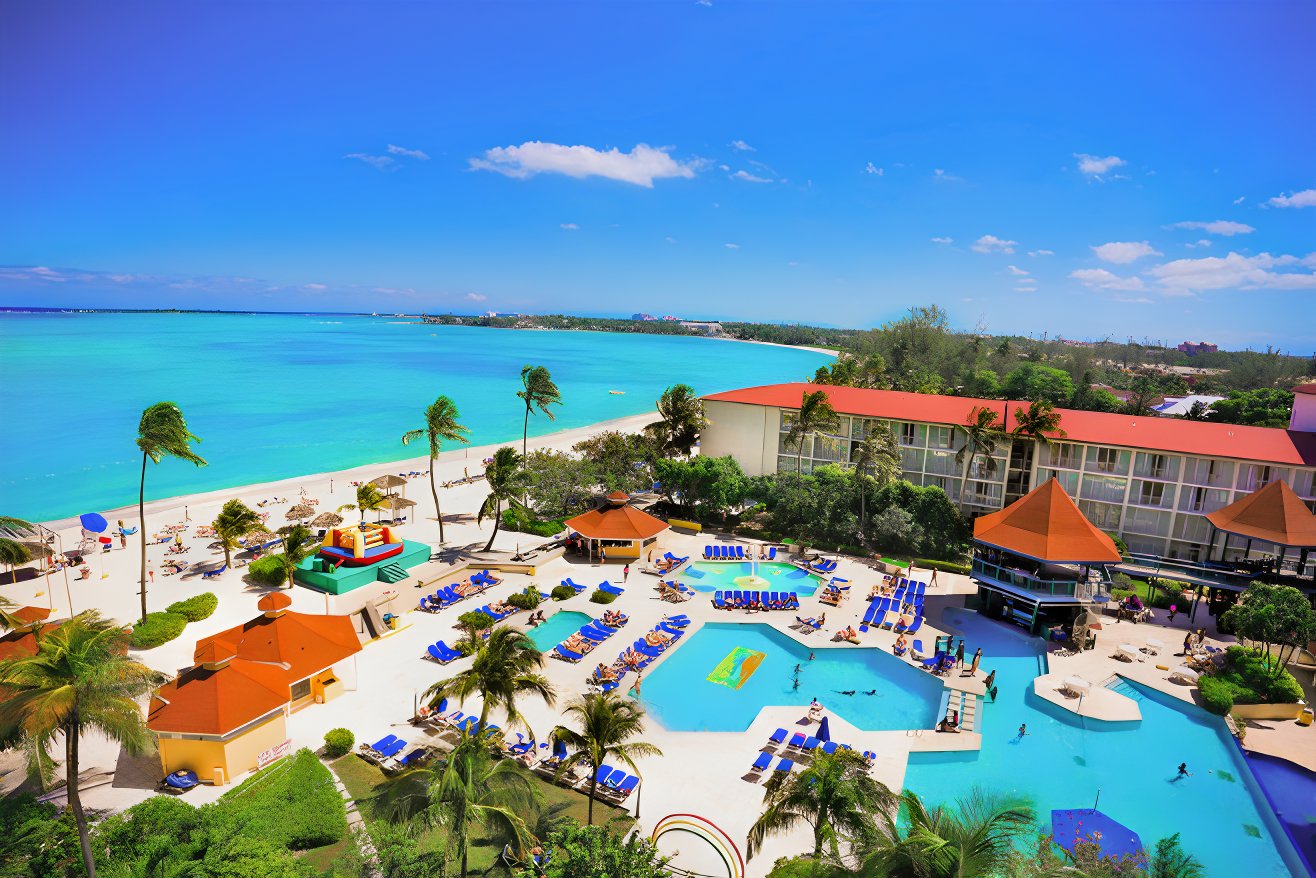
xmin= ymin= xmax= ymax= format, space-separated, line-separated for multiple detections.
xmin=376 ymin=563 xmax=408 ymax=584
xmin=941 ymin=689 xmax=980 ymax=733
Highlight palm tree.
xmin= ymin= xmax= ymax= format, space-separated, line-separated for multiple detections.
xmin=786 ymin=390 xmax=841 ymax=476
xmin=858 ymin=788 xmax=1035 ymax=878
xmin=272 ymin=524 xmax=319 ymax=589
xmin=338 ymin=482 xmax=388 ymax=525
xmin=517 ymin=365 xmax=562 ymax=457
xmin=0 ymin=611 xmax=163 ymax=878
xmin=852 ymin=421 xmax=902 ymax=532
xmin=747 ymin=748 xmax=896 ymax=863
xmin=550 ymin=692 xmax=662 ymax=826
xmin=1011 ymin=400 xmax=1067 ymax=448
xmin=213 ymin=499 xmax=261 ymax=569
xmin=477 ymin=447 xmax=526 ymax=552
xmin=423 ymin=626 xmax=555 ymax=732
xmin=645 ymin=384 xmax=708 ymax=457
xmin=955 ymin=406 xmax=1005 ymax=512
xmin=402 ymin=395 xmax=471 ymax=544
xmin=1 ymin=516 xmax=37 ymax=578
xmin=384 ymin=731 xmax=536 ymax=878
xmin=136 ymin=403 xmax=206 ymax=622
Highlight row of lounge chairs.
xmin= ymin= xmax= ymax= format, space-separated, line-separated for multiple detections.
xmin=658 ymin=580 xmax=696 ymax=601
xmin=703 ymin=544 xmax=777 ymax=561
xmin=551 ymin=613 xmax=631 ymax=663
xmin=859 ymin=600 xmax=924 ymax=635
xmin=750 ymin=727 xmax=877 ymax=777
xmin=713 ymin=590 xmax=799 ymax=610
xmin=418 ymin=570 xmax=504 ymax=612
xmin=585 ymin=615 xmax=690 ymax=692
xmin=805 ymin=557 xmax=839 ymax=574
xmin=359 ymin=733 xmax=436 ymax=772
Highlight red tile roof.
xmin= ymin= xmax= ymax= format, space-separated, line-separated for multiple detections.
xmin=703 ymin=383 xmax=1316 ymax=467
xmin=1293 ymin=384 xmax=1316 ymax=396
xmin=1205 ymin=480 xmax=1316 ymax=547
xmin=147 ymin=657 xmax=289 ymax=736
xmin=973 ymin=478 xmax=1122 ymax=563
xmin=196 ymin=610 xmax=361 ymax=684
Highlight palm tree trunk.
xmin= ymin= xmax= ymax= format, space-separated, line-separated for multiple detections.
xmin=138 ymin=453 xmax=149 ymax=623
xmin=430 ymin=457 xmax=444 ymax=543
xmin=66 ymin=719 xmax=97 ymax=878
xmin=587 ymin=775 xmax=597 ymax=826
xmin=522 ymin=405 xmax=531 ymax=457
xmin=460 ymin=846 xmax=469 ymax=878
xmin=796 ymin=444 xmax=804 ymax=476
xmin=483 ymin=500 xmax=501 ymax=552
xmin=859 ymin=468 xmax=868 ymax=531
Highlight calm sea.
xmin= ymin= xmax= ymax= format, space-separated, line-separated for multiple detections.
xmin=1 ymin=312 xmax=830 ymax=522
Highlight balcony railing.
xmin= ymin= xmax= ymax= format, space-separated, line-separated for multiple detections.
xmin=971 ymin=558 xmax=1098 ymax=599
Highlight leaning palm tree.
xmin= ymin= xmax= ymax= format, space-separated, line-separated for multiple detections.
xmin=402 ymin=395 xmax=471 ymax=544
xmin=1011 ymin=400 xmax=1067 ymax=448
xmin=477 ymin=446 xmax=526 ymax=552
xmin=271 ymin=524 xmax=319 ymax=590
xmin=551 ymin=692 xmax=662 ymax=826
xmin=423 ymin=626 xmax=555 ymax=733
xmin=645 ymin=384 xmax=708 ymax=457
xmin=786 ymin=390 xmax=841 ymax=476
xmin=955 ymin=406 xmax=1005 ymax=512
xmin=213 ymin=499 xmax=261 ymax=569
xmin=383 ymin=730 xmax=536 ymax=878
xmin=747 ymin=747 xmax=896 ymax=863
xmin=136 ymin=403 xmax=206 ymax=622
xmin=0 ymin=611 xmax=164 ymax=878
xmin=0 ymin=515 xmax=37 ymax=578
xmin=858 ymin=788 xmax=1035 ymax=878
xmin=517 ymin=365 xmax=562 ymax=457
xmin=338 ymin=482 xmax=388 ymax=525
xmin=852 ymin=421 xmax=902 ymax=532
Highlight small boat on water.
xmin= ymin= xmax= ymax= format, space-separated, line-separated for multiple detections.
xmin=609 ymin=390 xmax=625 ymax=395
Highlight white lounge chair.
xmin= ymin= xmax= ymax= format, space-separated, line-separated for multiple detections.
xmin=1144 ymin=638 xmax=1164 ymax=655
xmin=1062 ymin=675 xmax=1091 ymax=697
xmin=1116 ymin=643 xmax=1140 ymax=662
xmin=1168 ymin=665 xmax=1200 ymax=684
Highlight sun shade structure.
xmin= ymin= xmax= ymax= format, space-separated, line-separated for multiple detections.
xmin=564 ymin=491 xmax=669 ymax=562
xmin=973 ymin=478 xmax=1121 ymax=564
xmin=1205 ymin=480 xmax=1316 ymax=548
xmin=1051 ymin=808 xmax=1143 ymax=861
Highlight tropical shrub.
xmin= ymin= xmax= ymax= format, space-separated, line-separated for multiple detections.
xmin=1199 ymin=645 xmax=1305 ymax=714
xmin=913 ymin=558 xmax=971 ymax=575
xmin=506 ymin=587 xmax=542 ymax=610
xmin=221 ymin=748 xmax=347 ymax=849
xmin=538 ymin=823 xmax=671 ymax=878
xmin=502 ymin=507 xmax=568 ymax=537
xmin=0 ymin=795 xmax=81 ymax=878
xmin=166 ymin=591 xmax=218 ymax=622
xmin=590 ymin=589 xmax=617 ymax=604
xmin=551 ymin=584 xmax=576 ymax=601
xmin=129 ymin=611 xmax=188 ymax=649
xmin=246 ymin=555 xmax=288 ymax=587
xmin=323 ymin=728 xmax=354 ymax=758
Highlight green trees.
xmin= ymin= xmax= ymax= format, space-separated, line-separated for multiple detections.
xmin=550 ymin=692 xmax=662 ymax=826
xmin=645 ymin=384 xmax=708 ymax=457
xmin=858 ymin=788 xmax=1034 ymax=878
xmin=271 ymin=524 xmax=319 ymax=589
xmin=214 ymin=499 xmax=261 ymax=569
xmin=1011 ymin=401 xmax=1067 ymax=447
xmin=518 ymin=365 xmax=563 ymax=456
xmin=1208 ymin=388 xmax=1294 ymax=428
xmin=424 ymin=626 xmax=555 ymax=732
xmin=573 ymin=431 xmax=659 ymax=494
xmin=536 ymin=823 xmax=673 ymax=878
xmin=1221 ymin=582 xmax=1316 ymax=679
xmin=478 ymin=447 xmax=528 ymax=552
xmin=136 ymin=402 xmax=206 ymax=622
xmin=655 ymin=455 xmax=749 ymax=518
xmin=955 ymin=407 xmax=1005 ymax=511
xmin=402 ymin=395 xmax=471 ymax=544
xmin=0 ymin=611 xmax=163 ymax=878
xmin=786 ymin=390 xmax=841 ymax=475
xmin=812 ymin=353 xmax=888 ymax=389
xmin=340 ymin=482 xmax=388 ymax=524
xmin=1002 ymin=363 xmax=1074 ymax=405
xmin=747 ymin=748 xmax=896 ymax=862
xmin=852 ymin=422 xmax=902 ymax=532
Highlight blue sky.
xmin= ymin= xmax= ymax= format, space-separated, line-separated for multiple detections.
xmin=2 ymin=1 xmax=1313 ymax=350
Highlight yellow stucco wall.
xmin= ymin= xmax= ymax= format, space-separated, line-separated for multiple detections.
xmin=158 ymin=711 xmax=287 ymax=786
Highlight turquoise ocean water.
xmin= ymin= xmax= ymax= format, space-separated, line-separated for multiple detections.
xmin=0 ymin=312 xmax=830 ymax=522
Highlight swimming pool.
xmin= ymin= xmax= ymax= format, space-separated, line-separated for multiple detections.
xmin=681 ymin=561 xmax=823 ymax=597
xmin=526 ymin=611 xmax=593 ymax=653
xmin=902 ymin=607 xmax=1301 ymax=877
xmin=641 ymin=622 xmax=943 ymax=732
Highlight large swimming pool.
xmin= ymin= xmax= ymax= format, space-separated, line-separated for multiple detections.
xmin=640 ymin=622 xmax=943 ymax=732
xmin=526 ymin=611 xmax=593 ymax=652
xmin=680 ymin=561 xmax=823 ymax=597
xmin=902 ymin=608 xmax=1301 ymax=877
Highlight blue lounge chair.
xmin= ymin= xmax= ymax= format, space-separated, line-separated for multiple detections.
xmin=599 ymin=582 xmax=625 ymax=596
xmin=821 ymin=741 xmax=840 ymax=755
xmin=775 ymin=757 xmax=795 ymax=773
xmin=796 ymin=616 xmax=821 ymax=631
xmin=427 ymin=642 xmax=459 ymax=663
xmin=378 ymin=739 xmax=407 ymax=758
xmin=801 ymin=736 xmax=820 ymax=755
xmin=603 ymin=768 xmax=627 ymax=789
xmin=734 ymin=546 xmax=745 ymax=559
xmin=659 ymin=622 xmax=684 ymax=638
xmin=713 ymin=591 xmax=727 ymax=609
xmin=613 ymin=775 xmax=639 ymax=798
xmin=368 ymin=734 xmax=400 ymax=753
xmin=911 ymin=639 xmax=926 ymax=660
xmin=394 ymin=747 xmax=428 ymax=768
xmin=667 ymin=614 xmax=690 ymax=624
xmin=751 ymin=751 xmax=772 ymax=773
xmin=766 ymin=546 xmax=777 ymax=560
xmin=906 ymin=616 xmax=923 ymax=635
xmin=581 ymin=623 xmax=613 ymax=641
xmin=202 ymin=565 xmax=226 ymax=579
xmin=786 ymin=732 xmax=806 ymax=750
xmin=594 ymin=764 xmax=614 ymax=785
xmin=553 ymin=645 xmax=584 ymax=663
xmin=921 ymin=651 xmax=947 ymax=671
xmin=767 ymin=727 xmax=788 ymax=746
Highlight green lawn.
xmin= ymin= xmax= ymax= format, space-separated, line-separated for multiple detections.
xmin=332 ymin=750 xmax=633 ymax=875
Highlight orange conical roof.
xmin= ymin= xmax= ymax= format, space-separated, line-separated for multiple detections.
xmin=973 ymin=478 xmax=1121 ymax=563
xmin=257 ymin=591 xmax=293 ymax=613
xmin=1206 ymin=480 xmax=1316 ymax=547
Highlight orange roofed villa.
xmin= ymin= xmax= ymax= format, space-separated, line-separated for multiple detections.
xmin=146 ymin=592 xmax=362 ymax=785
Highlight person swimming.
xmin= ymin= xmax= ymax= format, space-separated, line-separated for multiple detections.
xmin=839 ymin=689 xmax=856 ymax=696
xmin=864 ymin=689 xmax=876 ymax=696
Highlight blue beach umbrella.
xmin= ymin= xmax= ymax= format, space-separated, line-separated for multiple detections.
xmin=1051 ymin=808 xmax=1142 ymax=860
xmin=79 ymin=512 xmax=109 ymax=533
xmin=817 ymin=715 xmax=831 ymax=743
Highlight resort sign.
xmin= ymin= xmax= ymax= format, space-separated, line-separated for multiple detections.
xmin=258 ymin=738 xmax=293 ymax=769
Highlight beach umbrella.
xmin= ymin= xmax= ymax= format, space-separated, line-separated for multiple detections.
xmin=817 ymin=715 xmax=831 ymax=743
xmin=79 ymin=512 xmax=109 ymax=533
xmin=380 ymin=496 xmax=416 ymax=511
xmin=311 ymin=512 xmax=344 ymax=529
xmin=1051 ymin=809 xmax=1142 ymax=861
xmin=285 ymin=504 xmax=314 ymax=522
xmin=242 ymin=529 xmax=277 ymax=547
xmin=371 ymin=474 xmax=406 ymax=492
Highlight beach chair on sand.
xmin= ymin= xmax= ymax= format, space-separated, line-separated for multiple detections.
xmin=553 ymin=645 xmax=584 ymax=663
xmin=427 ymin=641 xmax=463 ymax=663
xmin=599 ymin=582 xmax=625 ymax=596
xmin=202 ymin=565 xmax=226 ymax=579
xmin=775 ymin=757 xmax=795 ymax=773
xmin=910 ymin=639 xmax=927 ymax=660
xmin=750 ymin=752 xmax=772 ymax=775
xmin=766 ymin=727 xmax=788 ymax=747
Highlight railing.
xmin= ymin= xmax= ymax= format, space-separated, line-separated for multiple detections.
xmin=971 ymin=558 xmax=1096 ymax=599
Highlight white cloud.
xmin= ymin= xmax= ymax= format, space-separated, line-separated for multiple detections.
xmin=345 ymin=152 xmax=396 ymax=171
xmin=865 ymin=162 xmax=884 ymax=176
xmin=731 ymin=169 xmax=773 ymax=184
xmin=729 ymin=139 xmax=755 ymax=152
xmin=1070 ymin=268 xmax=1146 ymax=291
xmin=1027 ymin=249 xmax=1054 ymax=257
xmin=972 ymin=234 xmax=1018 ymax=254
xmin=1233 ymin=195 xmax=1246 ymax=205
xmin=466 ymin=293 xmax=487 ymax=302
xmin=724 ymin=243 xmax=739 ymax=249
xmin=1267 ymin=188 xmax=1316 ymax=209
xmin=695 ymin=0 xmax=711 ymax=6
xmin=1075 ymin=153 xmax=1126 ymax=177
xmin=1014 ymin=286 xmax=1037 ymax=293
xmin=930 ymin=236 xmax=953 ymax=245
xmin=559 ymin=223 xmax=579 ymax=230
xmin=387 ymin=144 xmax=429 ymax=160
xmin=469 ymin=141 xmax=697 ymax=188
xmin=303 ymin=283 xmax=327 ymax=291
xmin=932 ymin=168 xmax=963 ymax=183
xmin=1007 ymin=265 xmax=1030 ymax=276
xmin=1114 ymin=296 xmax=1153 ymax=305
xmin=1169 ymin=220 xmax=1254 ymax=236
xmin=1185 ymin=239 xmax=1212 ymax=249
xmin=665 ymin=236 xmax=677 ymax=244
xmin=1147 ymin=252 xmax=1316 ymax=294
xmin=1091 ymin=241 xmax=1162 ymax=264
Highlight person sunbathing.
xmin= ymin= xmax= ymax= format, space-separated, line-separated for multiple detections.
xmin=731 ymin=595 xmax=746 ymax=609
xmin=807 ymin=699 xmax=824 ymax=721
xmin=644 ymin=631 xmax=672 ymax=647
xmin=839 ymin=626 xmax=859 ymax=642
xmin=562 ymin=634 xmax=594 ymax=654
xmin=594 ymin=663 xmax=617 ymax=682
xmin=620 ymin=650 xmax=644 ymax=670
xmin=488 ymin=601 xmax=512 ymax=614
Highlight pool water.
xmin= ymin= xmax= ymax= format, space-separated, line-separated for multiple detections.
xmin=902 ymin=608 xmax=1300 ymax=877
xmin=682 ymin=561 xmax=823 ymax=597
xmin=641 ymin=622 xmax=943 ymax=732
xmin=527 ymin=611 xmax=593 ymax=652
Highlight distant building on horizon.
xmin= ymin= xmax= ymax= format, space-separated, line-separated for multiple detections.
xmin=632 ymin=313 xmax=658 ymax=321
xmin=1177 ymin=340 xmax=1219 ymax=356
xmin=679 ymin=320 xmax=724 ymax=336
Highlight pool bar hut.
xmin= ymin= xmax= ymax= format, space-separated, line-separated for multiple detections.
xmin=1205 ymin=480 xmax=1316 ymax=590
xmin=564 ymin=491 xmax=669 ymax=562
xmin=970 ymin=478 xmax=1122 ymax=634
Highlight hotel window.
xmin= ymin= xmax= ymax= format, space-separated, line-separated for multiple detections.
xmin=1135 ymin=452 xmax=1177 ymax=481
xmin=1080 ymin=500 xmax=1122 ymax=530
xmin=1081 ymin=474 xmax=1127 ymax=505
xmin=1124 ymin=507 xmax=1170 ymax=537
xmin=928 ymin=426 xmax=954 ymax=450
xmin=290 ymin=678 xmax=312 ymax=701
xmin=1292 ymin=470 xmax=1316 ymax=498
xmin=1173 ymin=514 xmax=1213 ymax=543
xmin=1043 ymin=469 xmax=1080 ymax=495
xmin=1046 ymin=442 xmax=1081 ymax=470
xmin=900 ymin=447 xmax=926 ymax=473
xmin=1238 ymin=464 xmax=1273 ymax=492
xmin=1183 ymin=457 xmax=1231 ymax=488
xmin=900 ymin=423 xmax=917 ymax=446
xmin=1088 ymin=446 xmax=1127 ymax=475
xmin=1135 ymin=480 xmax=1168 ymax=508
xmin=925 ymin=449 xmax=958 ymax=476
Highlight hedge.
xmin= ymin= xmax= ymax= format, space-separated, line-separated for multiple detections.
xmin=913 ymin=558 xmax=971 ymax=575
xmin=590 ymin=589 xmax=617 ymax=604
xmin=506 ymin=588 xmax=541 ymax=610
xmin=501 ymin=508 xmax=567 ymax=537
xmin=1197 ymin=645 xmax=1305 ymax=715
xmin=245 ymin=555 xmax=287 ymax=588
xmin=551 ymin=584 xmax=576 ymax=601
xmin=166 ymin=592 xmax=218 ymax=622
xmin=129 ymin=612 xmax=188 ymax=649
xmin=222 ymin=748 xmax=346 ymax=849
xmin=323 ymin=728 xmax=354 ymax=758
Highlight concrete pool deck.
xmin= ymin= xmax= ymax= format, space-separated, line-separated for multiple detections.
xmin=1032 ymin=673 xmax=1143 ymax=722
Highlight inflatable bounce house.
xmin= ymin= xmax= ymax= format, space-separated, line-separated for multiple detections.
xmin=294 ymin=522 xmax=430 ymax=595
